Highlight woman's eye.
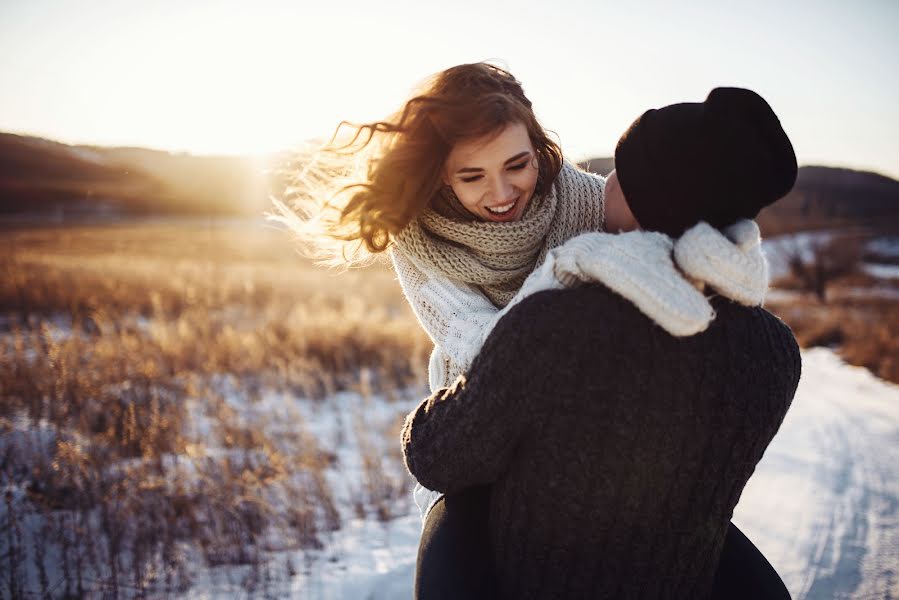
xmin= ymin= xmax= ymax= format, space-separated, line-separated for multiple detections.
xmin=459 ymin=162 xmax=526 ymax=183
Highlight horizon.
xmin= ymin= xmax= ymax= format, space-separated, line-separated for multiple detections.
xmin=1 ymin=0 xmax=897 ymax=179
xmin=4 ymin=127 xmax=898 ymax=182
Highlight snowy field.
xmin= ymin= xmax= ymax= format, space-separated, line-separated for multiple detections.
xmin=4 ymin=221 xmax=897 ymax=599
xmin=197 ymin=347 xmax=899 ymax=600
xmin=4 ymin=346 xmax=897 ymax=599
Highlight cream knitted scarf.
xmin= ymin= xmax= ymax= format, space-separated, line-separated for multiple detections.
xmin=393 ymin=161 xmax=605 ymax=307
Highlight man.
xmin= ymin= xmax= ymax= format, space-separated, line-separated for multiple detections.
xmin=402 ymin=87 xmax=802 ymax=599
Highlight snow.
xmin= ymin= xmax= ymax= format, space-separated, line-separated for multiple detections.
xmin=190 ymin=385 xmax=423 ymax=598
xmin=863 ymin=263 xmax=899 ymax=280
xmin=763 ymin=230 xmax=840 ymax=280
xmin=867 ymin=237 xmax=899 ymax=261
xmin=734 ymin=348 xmax=899 ymax=600
xmin=184 ymin=515 xmax=420 ymax=600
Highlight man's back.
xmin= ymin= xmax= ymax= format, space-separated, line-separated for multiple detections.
xmin=460 ymin=283 xmax=798 ymax=599
xmin=402 ymin=282 xmax=800 ymax=599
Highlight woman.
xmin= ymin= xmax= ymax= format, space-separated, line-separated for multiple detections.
xmin=271 ymin=62 xmax=789 ymax=598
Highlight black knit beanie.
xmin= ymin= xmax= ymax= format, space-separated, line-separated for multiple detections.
xmin=614 ymin=87 xmax=797 ymax=237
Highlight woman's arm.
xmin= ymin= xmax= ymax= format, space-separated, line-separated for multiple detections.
xmin=390 ymin=246 xmax=498 ymax=389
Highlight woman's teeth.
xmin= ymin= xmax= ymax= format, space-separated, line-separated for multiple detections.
xmin=486 ymin=199 xmax=517 ymax=215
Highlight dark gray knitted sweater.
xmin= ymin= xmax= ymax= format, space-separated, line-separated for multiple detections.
xmin=401 ymin=284 xmax=801 ymax=599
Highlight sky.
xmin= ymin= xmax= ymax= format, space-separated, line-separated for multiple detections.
xmin=1 ymin=0 xmax=897 ymax=178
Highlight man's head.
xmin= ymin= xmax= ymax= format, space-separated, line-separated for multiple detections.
xmin=608 ymin=87 xmax=797 ymax=237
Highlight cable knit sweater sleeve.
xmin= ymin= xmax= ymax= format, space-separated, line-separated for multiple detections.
xmin=390 ymin=247 xmax=498 ymax=390
xmin=400 ymin=307 xmax=538 ymax=494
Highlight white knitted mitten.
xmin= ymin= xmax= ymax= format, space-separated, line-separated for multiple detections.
xmin=673 ymin=219 xmax=769 ymax=306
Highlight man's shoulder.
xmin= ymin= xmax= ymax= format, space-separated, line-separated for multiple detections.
xmin=497 ymin=283 xmax=645 ymax=342
xmin=513 ymin=283 xmax=632 ymax=315
xmin=709 ymin=296 xmax=797 ymax=337
xmin=497 ymin=283 xmax=796 ymax=352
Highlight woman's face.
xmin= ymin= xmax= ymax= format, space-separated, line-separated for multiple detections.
xmin=443 ymin=122 xmax=539 ymax=223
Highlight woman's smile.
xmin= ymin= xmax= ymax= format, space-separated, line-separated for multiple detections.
xmin=483 ymin=195 xmax=522 ymax=221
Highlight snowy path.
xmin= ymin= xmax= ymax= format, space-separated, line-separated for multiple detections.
xmin=318 ymin=348 xmax=899 ymax=600
xmin=734 ymin=348 xmax=899 ymax=599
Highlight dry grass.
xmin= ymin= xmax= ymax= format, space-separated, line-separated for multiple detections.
xmin=766 ymin=293 xmax=899 ymax=384
xmin=0 ymin=220 xmax=431 ymax=391
xmin=767 ymin=231 xmax=899 ymax=384
xmin=0 ymin=219 xmax=429 ymax=597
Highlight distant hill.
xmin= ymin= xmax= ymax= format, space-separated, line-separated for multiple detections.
xmin=2 ymin=133 xmax=897 ymax=234
xmin=0 ymin=132 xmax=277 ymax=219
xmin=580 ymin=156 xmax=899 ymax=236
xmin=578 ymin=157 xmax=615 ymax=177
xmin=758 ymin=166 xmax=899 ymax=235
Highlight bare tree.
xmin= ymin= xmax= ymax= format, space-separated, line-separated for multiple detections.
xmin=783 ymin=233 xmax=864 ymax=302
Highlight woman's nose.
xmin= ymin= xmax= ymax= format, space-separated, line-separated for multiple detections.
xmin=488 ymin=176 xmax=514 ymax=203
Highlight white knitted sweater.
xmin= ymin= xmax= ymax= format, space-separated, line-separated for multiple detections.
xmin=394 ymin=216 xmax=770 ymax=523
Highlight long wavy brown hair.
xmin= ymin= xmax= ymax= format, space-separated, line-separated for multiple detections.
xmin=269 ymin=62 xmax=563 ymax=266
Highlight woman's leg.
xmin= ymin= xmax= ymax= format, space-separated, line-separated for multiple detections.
xmin=414 ymin=484 xmax=497 ymax=600
xmin=711 ymin=521 xmax=792 ymax=599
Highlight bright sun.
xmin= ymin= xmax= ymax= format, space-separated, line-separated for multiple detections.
xmin=8 ymin=5 xmax=416 ymax=157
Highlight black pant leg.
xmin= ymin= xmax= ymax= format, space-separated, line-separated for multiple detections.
xmin=711 ymin=521 xmax=792 ymax=599
xmin=414 ymin=485 xmax=497 ymax=600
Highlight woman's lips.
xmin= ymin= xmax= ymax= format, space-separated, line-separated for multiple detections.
xmin=483 ymin=196 xmax=520 ymax=222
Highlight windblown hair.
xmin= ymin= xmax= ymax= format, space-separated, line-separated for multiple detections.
xmin=268 ymin=62 xmax=563 ymax=266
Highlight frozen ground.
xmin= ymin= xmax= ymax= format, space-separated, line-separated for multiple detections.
xmin=733 ymin=348 xmax=899 ymax=600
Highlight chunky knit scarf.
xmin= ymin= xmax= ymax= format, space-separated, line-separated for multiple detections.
xmin=393 ymin=161 xmax=605 ymax=307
